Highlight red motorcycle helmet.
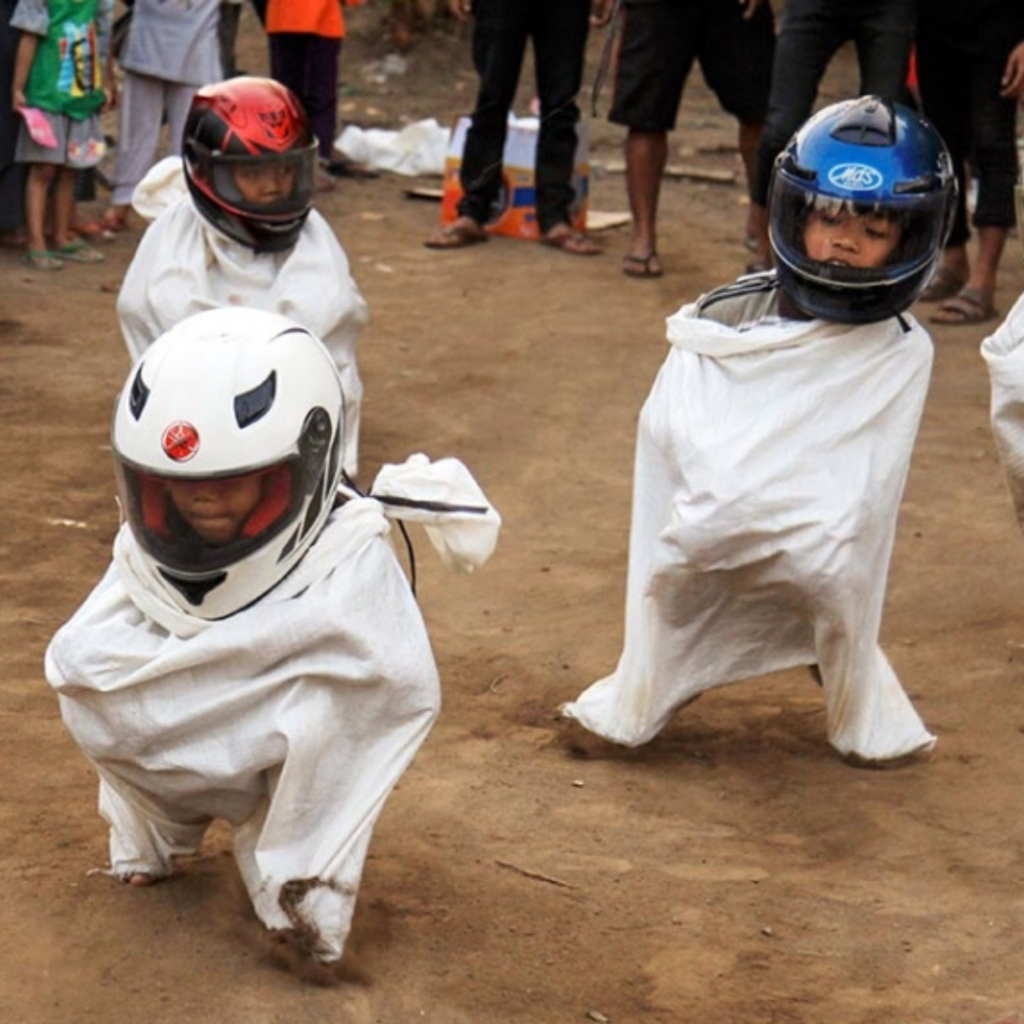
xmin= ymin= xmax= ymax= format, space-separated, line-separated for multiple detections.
xmin=183 ymin=77 xmax=317 ymax=253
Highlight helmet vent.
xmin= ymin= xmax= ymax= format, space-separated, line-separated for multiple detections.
xmin=830 ymin=98 xmax=895 ymax=147
xmin=129 ymin=366 xmax=150 ymax=421
xmin=894 ymin=174 xmax=937 ymax=195
xmin=234 ymin=371 xmax=277 ymax=428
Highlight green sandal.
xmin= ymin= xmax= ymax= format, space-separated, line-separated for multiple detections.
xmin=21 ymin=250 xmax=64 ymax=270
xmin=55 ymin=240 xmax=104 ymax=264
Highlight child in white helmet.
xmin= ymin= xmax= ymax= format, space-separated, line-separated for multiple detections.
xmin=45 ymin=307 xmax=500 ymax=964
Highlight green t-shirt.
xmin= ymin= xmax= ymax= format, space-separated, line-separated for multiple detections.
xmin=26 ymin=0 xmax=105 ymax=120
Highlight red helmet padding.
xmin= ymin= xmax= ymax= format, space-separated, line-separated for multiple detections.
xmin=241 ymin=464 xmax=293 ymax=538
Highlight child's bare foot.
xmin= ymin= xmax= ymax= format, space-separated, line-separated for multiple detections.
xmin=128 ymin=872 xmax=155 ymax=887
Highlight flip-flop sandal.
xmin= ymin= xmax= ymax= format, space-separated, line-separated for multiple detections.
xmin=918 ymin=266 xmax=967 ymax=303
xmin=622 ymin=252 xmax=663 ymax=279
xmin=21 ymin=249 xmax=64 ymax=270
xmin=55 ymin=241 xmax=104 ymax=264
xmin=424 ymin=220 xmax=489 ymax=249
xmin=930 ymin=287 xmax=998 ymax=326
xmin=539 ymin=227 xmax=602 ymax=256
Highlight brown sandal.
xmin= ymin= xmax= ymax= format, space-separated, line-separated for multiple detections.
xmin=918 ymin=266 xmax=967 ymax=303
xmin=424 ymin=217 xmax=488 ymax=249
xmin=929 ymin=287 xmax=998 ymax=326
xmin=539 ymin=224 xmax=601 ymax=256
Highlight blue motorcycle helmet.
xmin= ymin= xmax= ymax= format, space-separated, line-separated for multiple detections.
xmin=769 ymin=95 xmax=956 ymax=324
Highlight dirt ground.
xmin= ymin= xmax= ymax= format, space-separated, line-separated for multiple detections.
xmin=4 ymin=8 xmax=1024 ymax=1024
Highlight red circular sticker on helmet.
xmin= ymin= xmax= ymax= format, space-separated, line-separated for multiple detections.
xmin=161 ymin=421 xmax=200 ymax=462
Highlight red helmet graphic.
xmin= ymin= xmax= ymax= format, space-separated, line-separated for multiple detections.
xmin=161 ymin=422 xmax=200 ymax=462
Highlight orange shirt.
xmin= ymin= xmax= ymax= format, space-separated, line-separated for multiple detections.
xmin=266 ymin=0 xmax=346 ymax=38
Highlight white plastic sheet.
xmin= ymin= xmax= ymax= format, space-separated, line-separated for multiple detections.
xmin=334 ymin=118 xmax=449 ymax=176
xmin=563 ymin=294 xmax=936 ymax=764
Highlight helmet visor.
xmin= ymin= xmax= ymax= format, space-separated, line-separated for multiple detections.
xmin=771 ymin=174 xmax=953 ymax=290
xmin=207 ymin=145 xmax=316 ymax=222
xmin=114 ymin=460 xmax=301 ymax=575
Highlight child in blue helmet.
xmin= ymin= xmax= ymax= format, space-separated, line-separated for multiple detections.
xmin=562 ymin=96 xmax=955 ymax=767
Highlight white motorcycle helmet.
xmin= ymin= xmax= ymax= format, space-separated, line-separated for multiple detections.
xmin=112 ymin=307 xmax=346 ymax=620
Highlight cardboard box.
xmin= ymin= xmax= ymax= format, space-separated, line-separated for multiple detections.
xmin=439 ymin=115 xmax=589 ymax=240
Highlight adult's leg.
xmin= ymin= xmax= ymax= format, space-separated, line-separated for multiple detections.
xmin=457 ymin=0 xmax=530 ymax=225
xmin=609 ymin=1 xmax=697 ymax=272
xmin=915 ymin=27 xmax=973 ymax=295
xmin=961 ymin=55 xmax=1019 ymax=306
xmin=851 ymin=0 xmax=914 ymax=100
xmin=624 ymin=129 xmax=668 ymax=267
xmin=304 ymin=35 xmax=342 ymax=161
xmin=269 ymin=32 xmax=310 ymax=122
xmin=165 ymin=82 xmax=198 ymax=157
xmin=697 ymin=0 xmax=775 ymax=266
xmin=107 ymin=72 xmax=167 ymax=209
xmin=531 ymin=0 xmax=590 ymax=236
xmin=750 ymin=0 xmax=846 ymax=209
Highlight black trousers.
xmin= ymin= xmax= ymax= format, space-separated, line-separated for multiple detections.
xmin=751 ymin=0 xmax=915 ymax=207
xmin=457 ymin=0 xmax=590 ymax=234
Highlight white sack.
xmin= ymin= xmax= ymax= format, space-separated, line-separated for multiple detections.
xmin=982 ymin=291 xmax=1024 ymax=532
xmin=562 ymin=298 xmax=936 ymax=764
xmin=369 ymin=453 xmax=501 ymax=572
xmin=45 ymin=497 xmax=440 ymax=962
xmin=334 ymin=118 xmax=449 ymax=177
xmin=131 ymin=155 xmax=187 ymax=221
xmin=116 ymin=197 xmax=368 ymax=476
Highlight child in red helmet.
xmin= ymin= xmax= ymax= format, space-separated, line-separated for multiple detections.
xmin=116 ymin=76 xmax=368 ymax=477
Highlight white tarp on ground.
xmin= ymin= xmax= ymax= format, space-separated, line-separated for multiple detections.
xmin=562 ymin=294 xmax=936 ymax=764
xmin=46 ymin=457 xmax=500 ymax=963
xmin=118 ymin=189 xmax=368 ymax=476
xmin=334 ymin=118 xmax=449 ymax=177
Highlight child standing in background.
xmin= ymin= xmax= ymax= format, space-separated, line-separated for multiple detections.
xmin=101 ymin=0 xmax=222 ymax=233
xmin=266 ymin=0 xmax=375 ymax=182
xmin=11 ymin=0 xmax=113 ymax=268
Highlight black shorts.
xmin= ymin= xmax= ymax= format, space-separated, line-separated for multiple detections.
xmin=609 ymin=0 xmax=775 ymax=131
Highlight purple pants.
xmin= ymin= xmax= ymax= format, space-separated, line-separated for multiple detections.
xmin=269 ymin=33 xmax=342 ymax=160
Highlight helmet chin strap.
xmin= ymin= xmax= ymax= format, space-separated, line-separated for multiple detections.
xmin=157 ymin=568 xmax=229 ymax=608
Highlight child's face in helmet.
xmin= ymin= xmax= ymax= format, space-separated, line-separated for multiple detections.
xmin=165 ymin=472 xmax=264 ymax=545
xmin=803 ymin=206 xmax=902 ymax=269
xmin=232 ymin=162 xmax=297 ymax=206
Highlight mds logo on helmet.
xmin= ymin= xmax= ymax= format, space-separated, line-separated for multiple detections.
xmin=827 ymin=163 xmax=884 ymax=191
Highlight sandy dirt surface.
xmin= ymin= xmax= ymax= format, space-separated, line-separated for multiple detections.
xmin=3 ymin=8 xmax=1024 ymax=1024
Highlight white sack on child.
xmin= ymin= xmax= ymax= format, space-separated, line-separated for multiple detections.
xmin=982 ymin=292 xmax=1024 ymax=532
xmin=116 ymin=197 xmax=368 ymax=475
xmin=369 ymin=452 xmax=501 ymax=572
xmin=46 ymin=498 xmax=439 ymax=963
xmin=562 ymin=301 xmax=936 ymax=764
xmin=131 ymin=156 xmax=187 ymax=221
xmin=334 ymin=118 xmax=449 ymax=177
